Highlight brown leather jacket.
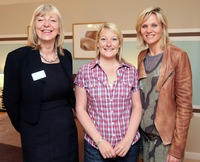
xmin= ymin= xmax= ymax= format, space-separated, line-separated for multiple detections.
xmin=138 ymin=45 xmax=193 ymax=159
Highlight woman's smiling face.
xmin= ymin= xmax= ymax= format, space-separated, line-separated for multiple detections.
xmin=35 ymin=14 xmax=59 ymax=43
xmin=140 ymin=13 xmax=164 ymax=48
xmin=97 ymin=28 xmax=120 ymax=60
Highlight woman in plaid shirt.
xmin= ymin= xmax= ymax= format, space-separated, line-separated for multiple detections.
xmin=74 ymin=22 xmax=142 ymax=162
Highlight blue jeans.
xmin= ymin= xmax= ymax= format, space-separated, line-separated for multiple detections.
xmin=84 ymin=139 xmax=140 ymax=162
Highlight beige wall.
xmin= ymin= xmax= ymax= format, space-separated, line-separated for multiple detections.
xmin=0 ymin=0 xmax=200 ymax=35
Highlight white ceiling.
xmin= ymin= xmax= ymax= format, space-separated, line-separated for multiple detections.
xmin=0 ymin=0 xmax=46 ymax=5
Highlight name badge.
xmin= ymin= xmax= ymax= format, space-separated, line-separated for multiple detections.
xmin=31 ymin=70 xmax=46 ymax=81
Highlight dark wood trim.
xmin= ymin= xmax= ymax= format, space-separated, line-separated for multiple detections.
xmin=123 ymin=33 xmax=137 ymax=38
xmin=193 ymin=109 xmax=200 ymax=113
xmin=123 ymin=32 xmax=200 ymax=38
xmin=0 ymin=32 xmax=199 ymax=42
xmin=64 ymin=35 xmax=73 ymax=39
xmin=0 ymin=36 xmax=73 ymax=41
xmin=0 ymin=37 xmax=27 ymax=41
xmin=169 ymin=32 xmax=200 ymax=37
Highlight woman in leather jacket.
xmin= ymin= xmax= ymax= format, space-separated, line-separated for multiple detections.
xmin=135 ymin=7 xmax=193 ymax=162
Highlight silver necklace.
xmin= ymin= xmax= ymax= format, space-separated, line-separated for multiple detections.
xmin=40 ymin=51 xmax=58 ymax=63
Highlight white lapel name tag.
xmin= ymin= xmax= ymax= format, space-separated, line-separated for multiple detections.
xmin=31 ymin=70 xmax=46 ymax=81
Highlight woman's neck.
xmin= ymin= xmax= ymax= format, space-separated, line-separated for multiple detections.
xmin=40 ymin=45 xmax=55 ymax=56
xmin=99 ymin=57 xmax=119 ymax=67
xmin=148 ymin=44 xmax=164 ymax=56
xmin=39 ymin=40 xmax=56 ymax=55
xmin=99 ymin=57 xmax=120 ymax=84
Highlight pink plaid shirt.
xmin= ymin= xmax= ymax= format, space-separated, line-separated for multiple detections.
xmin=74 ymin=59 xmax=140 ymax=148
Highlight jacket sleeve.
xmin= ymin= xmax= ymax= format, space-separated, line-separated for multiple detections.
xmin=69 ymin=52 xmax=76 ymax=110
xmin=168 ymin=50 xmax=193 ymax=159
xmin=3 ymin=52 xmax=21 ymax=132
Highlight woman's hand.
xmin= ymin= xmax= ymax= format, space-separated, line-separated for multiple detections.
xmin=98 ymin=139 xmax=116 ymax=159
xmin=114 ymin=137 xmax=132 ymax=157
xmin=166 ymin=154 xmax=182 ymax=162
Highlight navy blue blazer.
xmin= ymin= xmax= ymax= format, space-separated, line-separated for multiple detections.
xmin=3 ymin=46 xmax=75 ymax=132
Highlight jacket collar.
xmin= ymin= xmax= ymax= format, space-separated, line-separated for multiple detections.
xmin=138 ymin=49 xmax=148 ymax=80
xmin=29 ymin=49 xmax=44 ymax=74
xmin=58 ymin=52 xmax=74 ymax=87
xmin=138 ymin=46 xmax=173 ymax=91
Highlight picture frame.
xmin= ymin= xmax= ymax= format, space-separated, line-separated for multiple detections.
xmin=72 ymin=22 xmax=105 ymax=59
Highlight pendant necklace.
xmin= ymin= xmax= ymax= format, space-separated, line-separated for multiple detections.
xmin=40 ymin=51 xmax=58 ymax=63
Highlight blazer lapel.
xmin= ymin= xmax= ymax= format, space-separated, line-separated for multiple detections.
xmin=25 ymin=48 xmax=45 ymax=111
xmin=28 ymin=49 xmax=46 ymax=97
xmin=29 ymin=49 xmax=44 ymax=73
xmin=59 ymin=53 xmax=73 ymax=88
xmin=59 ymin=53 xmax=75 ymax=108
xmin=138 ymin=50 xmax=148 ymax=80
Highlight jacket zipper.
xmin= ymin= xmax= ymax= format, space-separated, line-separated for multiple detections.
xmin=162 ymin=71 xmax=175 ymax=86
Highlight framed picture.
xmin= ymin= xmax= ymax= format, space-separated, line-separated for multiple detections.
xmin=72 ymin=22 xmax=105 ymax=59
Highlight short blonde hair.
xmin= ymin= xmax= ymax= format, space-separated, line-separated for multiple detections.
xmin=27 ymin=4 xmax=64 ymax=55
xmin=96 ymin=22 xmax=123 ymax=62
xmin=135 ymin=7 xmax=170 ymax=50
